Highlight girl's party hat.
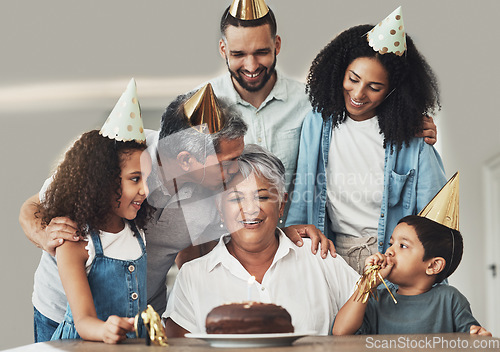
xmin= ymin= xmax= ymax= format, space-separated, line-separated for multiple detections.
xmin=100 ymin=78 xmax=146 ymax=143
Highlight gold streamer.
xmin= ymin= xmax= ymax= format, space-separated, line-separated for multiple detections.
xmin=135 ymin=304 xmax=168 ymax=346
xmin=354 ymin=265 xmax=397 ymax=304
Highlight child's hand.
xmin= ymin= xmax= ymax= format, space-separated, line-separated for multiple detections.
xmin=364 ymin=252 xmax=394 ymax=281
xmin=365 ymin=252 xmax=386 ymax=268
xmin=470 ymin=325 xmax=492 ymax=336
xmin=102 ymin=316 xmax=135 ymax=344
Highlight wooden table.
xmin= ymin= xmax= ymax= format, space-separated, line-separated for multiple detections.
xmin=5 ymin=334 xmax=500 ymax=352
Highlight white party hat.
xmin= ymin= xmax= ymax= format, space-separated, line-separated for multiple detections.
xmin=100 ymin=78 xmax=146 ymax=143
xmin=367 ymin=6 xmax=407 ymax=56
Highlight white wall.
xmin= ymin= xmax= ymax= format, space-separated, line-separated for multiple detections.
xmin=2 ymin=0 xmax=499 ymax=348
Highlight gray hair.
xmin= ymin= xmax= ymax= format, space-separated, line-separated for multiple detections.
xmin=238 ymin=144 xmax=286 ymax=203
xmin=158 ymin=91 xmax=247 ymax=162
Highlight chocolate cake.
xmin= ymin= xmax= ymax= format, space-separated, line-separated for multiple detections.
xmin=205 ymin=302 xmax=294 ymax=334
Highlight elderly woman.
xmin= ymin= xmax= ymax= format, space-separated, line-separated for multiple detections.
xmin=163 ymin=144 xmax=359 ymax=336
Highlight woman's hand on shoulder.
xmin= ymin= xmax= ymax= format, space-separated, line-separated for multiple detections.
xmin=282 ymin=224 xmax=336 ymax=258
xmin=101 ymin=316 xmax=135 ymax=344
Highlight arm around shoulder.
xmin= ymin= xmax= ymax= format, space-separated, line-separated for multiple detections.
xmin=19 ymin=193 xmax=80 ymax=256
xmin=19 ymin=193 xmax=50 ymax=250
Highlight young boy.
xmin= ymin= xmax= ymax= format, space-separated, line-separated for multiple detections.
xmin=332 ymin=215 xmax=491 ymax=336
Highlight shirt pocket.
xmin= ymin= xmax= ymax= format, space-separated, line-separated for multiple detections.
xmin=388 ymin=169 xmax=415 ymax=209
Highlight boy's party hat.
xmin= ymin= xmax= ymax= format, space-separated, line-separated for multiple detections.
xmin=418 ymin=172 xmax=460 ymax=231
xmin=183 ymin=83 xmax=223 ymax=134
xmin=229 ymin=0 xmax=269 ymax=20
xmin=367 ymin=6 xmax=407 ymax=56
xmin=100 ymin=78 xmax=146 ymax=143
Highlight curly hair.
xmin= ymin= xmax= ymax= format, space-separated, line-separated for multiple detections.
xmin=37 ymin=130 xmax=154 ymax=236
xmin=307 ymin=24 xmax=440 ymax=149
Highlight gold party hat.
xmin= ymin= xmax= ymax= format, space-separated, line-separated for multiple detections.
xmin=367 ymin=6 xmax=407 ymax=56
xmin=183 ymin=83 xmax=223 ymax=134
xmin=100 ymin=78 xmax=146 ymax=143
xmin=229 ymin=0 xmax=269 ymax=20
xmin=418 ymin=172 xmax=459 ymax=231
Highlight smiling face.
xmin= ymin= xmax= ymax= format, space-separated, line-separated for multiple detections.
xmin=108 ymin=149 xmax=152 ymax=231
xmin=219 ymin=24 xmax=281 ymax=94
xmin=188 ymin=136 xmax=245 ymax=191
xmin=384 ymin=222 xmax=434 ymax=288
xmin=220 ymin=172 xmax=285 ymax=251
xmin=342 ymin=57 xmax=390 ymax=121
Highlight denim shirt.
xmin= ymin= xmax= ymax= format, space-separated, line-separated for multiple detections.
xmin=286 ymin=110 xmax=447 ymax=253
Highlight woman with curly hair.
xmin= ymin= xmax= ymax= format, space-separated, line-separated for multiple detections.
xmin=286 ymin=11 xmax=448 ymax=274
xmin=37 ymin=81 xmax=154 ymax=343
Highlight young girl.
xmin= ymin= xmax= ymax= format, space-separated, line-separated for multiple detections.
xmin=37 ymin=80 xmax=154 ymax=344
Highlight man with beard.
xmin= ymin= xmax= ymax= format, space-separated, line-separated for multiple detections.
xmin=208 ymin=3 xmax=308 ymax=221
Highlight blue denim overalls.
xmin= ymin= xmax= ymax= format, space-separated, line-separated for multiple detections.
xmin=51 ymin=221 xmax=147 ymax=340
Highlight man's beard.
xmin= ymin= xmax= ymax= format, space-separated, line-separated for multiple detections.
xmin=226 ymin=52 xmax=277 ymax=93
